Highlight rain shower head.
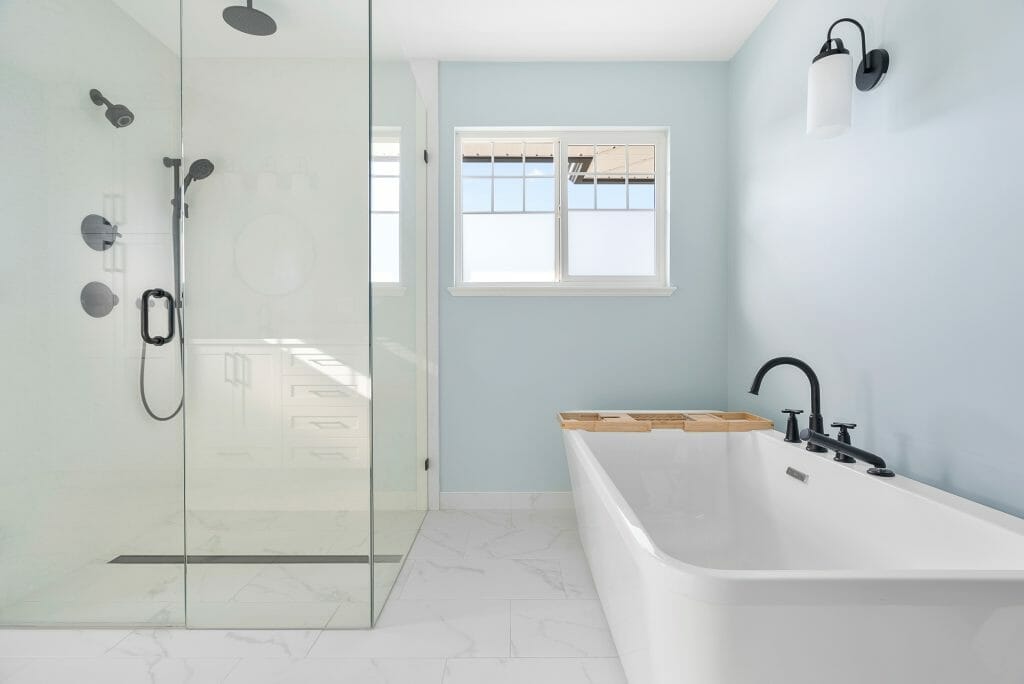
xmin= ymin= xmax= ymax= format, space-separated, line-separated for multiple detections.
xmin=223 ymin=1 xmax=277 ymax=36
xmin=89 ymin=89 xmax=134 ymax=128
xmin=184 ymin=159 xmax=215 ymax=191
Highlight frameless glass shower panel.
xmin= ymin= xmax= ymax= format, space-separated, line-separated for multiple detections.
xmin=182 ymin=0 xmax=373 ymax=628
xmin=370 ymin=59 xmax=431 ymax=618
xmin=0 ymin=0 xmax=185 ymax=626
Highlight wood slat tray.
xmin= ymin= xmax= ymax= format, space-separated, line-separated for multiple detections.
xmin=559 ymin=411 xmax=772 ymax=433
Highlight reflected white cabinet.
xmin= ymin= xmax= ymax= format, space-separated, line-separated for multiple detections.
xmin=188 ymin=344 xmax=280 ymax=466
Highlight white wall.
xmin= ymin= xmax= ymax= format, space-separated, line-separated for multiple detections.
xmin=0 ymin=0 xmax=184 ymax=619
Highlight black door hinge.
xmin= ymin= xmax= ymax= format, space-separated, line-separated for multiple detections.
xmin=424 ymin=458 xmax=430 ymax=471
xmin=423 ymin=149 xmax=429 ymax=164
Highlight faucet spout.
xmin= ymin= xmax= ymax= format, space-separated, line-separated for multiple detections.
xmin=748 ymin=356 xmax=827 ymax=452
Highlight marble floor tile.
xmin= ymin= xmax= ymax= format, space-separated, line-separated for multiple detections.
xmin=464 ymin=525 xmax=583 ymax=560
xmin=1 ymin=658 xmax=237 ymax=684
xmin=401 ymin=559 xmax=566 ymax=600
xmin=559 ymin=554 xmax=600 ymax=599
xmin=181 ymin=604 xmax=347 ymax=630
xmin=511 ymin=600 xmax=617 ymax=657
xmin=110 ymin=629 xmax=319 ymax=659
xmin=441 ymin=657 xmax=627 ymax=684
xmin=418 ymin=510 xmax=512 ymax=536
xmin=231 ymin=564 xmax=369 ymax=604
xmin=0 ymin=629 xmax=130 ymax=657
xmin=308 ymin=600 xmax=509 ymax=658
xmin=223 ymin=658 xmax=444 ymax=684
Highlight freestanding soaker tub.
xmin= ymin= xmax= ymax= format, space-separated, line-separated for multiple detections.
xmin=564 ymin=425 xmax=1024 ymax=684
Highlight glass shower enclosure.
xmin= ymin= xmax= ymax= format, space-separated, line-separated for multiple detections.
xmin=0 ymin=0 xmax=427 ymax=628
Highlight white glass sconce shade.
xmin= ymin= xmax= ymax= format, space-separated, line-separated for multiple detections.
xmin=807 ymin=51 xmax=854 ymax=139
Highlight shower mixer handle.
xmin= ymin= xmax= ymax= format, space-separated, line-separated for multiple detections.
xmin=141 ymin=288 xmax=175 ymax=346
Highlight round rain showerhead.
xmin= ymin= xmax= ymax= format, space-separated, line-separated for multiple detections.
xmin=90 ymin=88 xmax=135 ymax=128
xmin=223 ymin=1 xmax=277 ymax=36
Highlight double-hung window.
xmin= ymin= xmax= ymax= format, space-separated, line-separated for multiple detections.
xmin=453 ymin=128 xmax=671 ymax=295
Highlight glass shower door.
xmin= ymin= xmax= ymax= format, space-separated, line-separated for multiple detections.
xmin=0 ymin=0 xmax=186 ymax=626
xmin=181 ymin=0 xmax=375 ymax=628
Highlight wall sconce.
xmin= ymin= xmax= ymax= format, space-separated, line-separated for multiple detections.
xmin=806 ymin=18 xmax=890 ymax=138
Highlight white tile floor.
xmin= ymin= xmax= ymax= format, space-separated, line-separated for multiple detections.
xmin=0 ymin=510 xmax=625 ymax=683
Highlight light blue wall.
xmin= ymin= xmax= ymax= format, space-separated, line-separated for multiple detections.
xmin=728 ymin=0 xmax=1024 ymax=516
xmin=439 ymin=62 xmax=731 ymax=493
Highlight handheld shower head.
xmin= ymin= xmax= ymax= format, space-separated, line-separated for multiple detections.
xmin=89 ymin=89 xmax=134 ymax=128
xmin=184 ymin=159 xmax=215 ymax=191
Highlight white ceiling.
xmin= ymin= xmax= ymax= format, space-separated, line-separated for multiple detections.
xmin=112 ymin=0 xmax=777 ymax=61
xmin=377 ymin=0 xmax=778 ymax=61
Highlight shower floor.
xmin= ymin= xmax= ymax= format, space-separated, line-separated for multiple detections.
xmin=0 ymin=507 xmax=624 ymax=683
xmin=0 ymin=509 xmax=422 ymax=628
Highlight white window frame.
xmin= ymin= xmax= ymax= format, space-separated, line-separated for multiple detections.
xmin=371 ymin=127 xmax=406 ymax=295
xmin=451 ymin=127 xmax=673 ymax=297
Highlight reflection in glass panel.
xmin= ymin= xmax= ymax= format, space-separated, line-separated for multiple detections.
xmin=568 ymin=211 xmax=657 ymax=276
xmin=462 ymin=178 xmax=491 ymax=212
xmin=463 ymin=214 xmax=556 ymax=282
xmin=494 ymin=178 xmax=524 ymax=212
xmin=371 ymin=213 xmax=400 ymax=283
xmin=525 ymin=178 xmax=555 ymax=212
xmin=372 ymin=177 xmax=401 ymax=212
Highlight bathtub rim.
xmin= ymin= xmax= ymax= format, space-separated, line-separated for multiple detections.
xmin=564 ymin=425 xmax=1024 ymax=588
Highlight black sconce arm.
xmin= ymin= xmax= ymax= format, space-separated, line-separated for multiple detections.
xmin=820 ymin=17 xmax=890 ymax=92
xmin=827 ymin=18 xmax=870 ymax=69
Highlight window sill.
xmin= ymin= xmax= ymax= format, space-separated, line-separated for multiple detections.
xmin=372 ymin=284 xmax=407 ymax=297
xmin=447 ymin=285 xmax=676 ymax=297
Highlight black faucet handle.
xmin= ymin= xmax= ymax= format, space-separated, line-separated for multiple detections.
xmin=830 ymin=422 xmax=857 ymax=463
xmin=782 ymin=410 xmax=803 ymax=443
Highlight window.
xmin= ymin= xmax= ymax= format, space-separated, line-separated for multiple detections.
xmin=371 ymin=133 xmax=401 ymax=284
xmin=453 ymin=129 xmax=670 ymax=295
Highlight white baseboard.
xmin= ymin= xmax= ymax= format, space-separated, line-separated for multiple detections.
xmin=440 ymin=492 xmax=574 ymax=510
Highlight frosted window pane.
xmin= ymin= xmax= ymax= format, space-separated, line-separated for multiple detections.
xmin=371 ymin=177 xmax=400 ymax=212
xmin=596 ymin=181 xmax=627 ymax=209
xmin=568 ymin=211 xmax=656 ymax=276
xmin=462 ymin=178 xmax=491 ymax=212
xmin=371 ymin=213 xmax=400 ymax=283
xmin=463 ymin=214 xmax=555 ymax=282
xmin=371 ymin=159 xmax=399 ymax=176
xmin=628 ymin=183 xmax=655 ymax=209
xmin=493 ymin=178 xmax=523 ymax=212
xmin=525 ymin=178 xmax=554 ymax=212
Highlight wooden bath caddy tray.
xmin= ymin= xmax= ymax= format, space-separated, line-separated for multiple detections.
xmin=558 ymin=411 xmax=773 ymax=433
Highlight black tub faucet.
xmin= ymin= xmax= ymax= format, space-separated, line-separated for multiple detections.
xmin=749 ymin=357 xmax=827 ymax=453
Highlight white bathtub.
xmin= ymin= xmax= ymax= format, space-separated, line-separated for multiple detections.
xmin=564 ymin=426 xmax=1024 ymax=684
